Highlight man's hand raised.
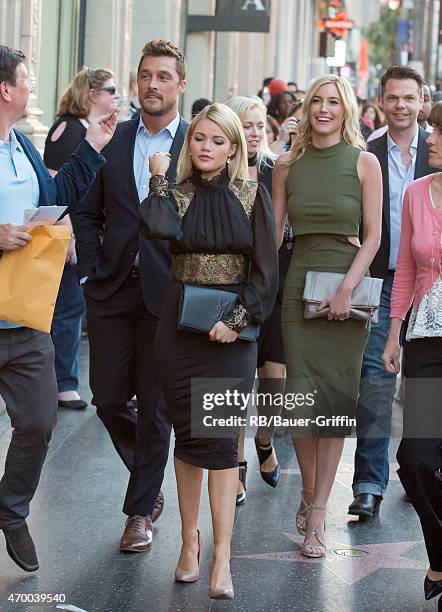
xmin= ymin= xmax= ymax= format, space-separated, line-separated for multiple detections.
xmin=0 ymin=224 xmax=32 ymax=251
xmin=85 ymin=109 xmax=120 ymax=153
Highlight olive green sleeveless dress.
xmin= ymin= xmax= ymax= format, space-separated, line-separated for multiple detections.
xmin=282 ymin=141 xmax=368 ymax=436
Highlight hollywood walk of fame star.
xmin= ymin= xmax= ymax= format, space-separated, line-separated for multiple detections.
xmin=234 ymin=532 xmax=426 ymax=585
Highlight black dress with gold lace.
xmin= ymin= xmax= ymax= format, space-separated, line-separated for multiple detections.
xmin=139 ymin=169 xmax=278 ymax=469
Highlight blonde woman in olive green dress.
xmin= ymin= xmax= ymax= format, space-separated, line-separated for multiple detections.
xmin=272 ymin=75 xmax=382 ymax=558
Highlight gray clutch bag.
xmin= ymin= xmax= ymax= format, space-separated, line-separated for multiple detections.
xmin=303 ymin=271 xmax=383 ymax=325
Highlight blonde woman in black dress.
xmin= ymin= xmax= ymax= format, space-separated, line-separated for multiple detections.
xmin=140 ymin=103 xmax=278 ymax=599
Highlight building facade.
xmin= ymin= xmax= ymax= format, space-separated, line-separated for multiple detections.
xmin=1 ymin=0 xmax=323 ymax=144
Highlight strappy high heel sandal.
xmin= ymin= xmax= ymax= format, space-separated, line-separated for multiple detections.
xmin=254 ymin=436 xmax=280 ymax=488
xmin=302 ymin=503 xmax=327 ymax=559
xmin=296 ymin=489 xmax=314 ymax=536
xmin=236 ymin=461 xmax=247 ymax=506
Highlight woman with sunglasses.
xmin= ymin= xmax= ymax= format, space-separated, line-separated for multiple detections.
xmin=43 ymin=67 xmax=119 ymax=411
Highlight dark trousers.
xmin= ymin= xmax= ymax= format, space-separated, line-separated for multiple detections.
xmin=52 ymin=263 xmax=85 ymax=392
xmin=85 ymin=276 xmax=171 ymax=517
xmin=0 ymin=328 xmax=58 ymax=530
xmin=397 ymin=337 xmax=442 ymax=572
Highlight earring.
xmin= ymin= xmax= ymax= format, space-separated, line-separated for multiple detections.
xmin=227 ymin=157 xmax=231 ymax=164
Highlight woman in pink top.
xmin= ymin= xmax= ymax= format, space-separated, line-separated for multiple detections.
xmin=382 ymin=102 xmax=442 ymax=603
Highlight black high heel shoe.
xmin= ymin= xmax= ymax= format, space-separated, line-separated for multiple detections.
xmin=254 ymin=436 xmax=280 ymax=488
xmin=236 ymin=461 xmax=247 ymax=506
xmin=424 ymin=575 xmax=442 ymax=600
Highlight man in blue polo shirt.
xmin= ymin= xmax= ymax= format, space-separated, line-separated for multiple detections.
xmin=0 ymin=45 xmax=117 ymax=572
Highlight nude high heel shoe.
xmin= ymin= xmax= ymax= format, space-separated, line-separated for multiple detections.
xmin=209 ymin=561 xmax=234 ymax=600
xmin=175 ymin=529 xmax=202 ymax=583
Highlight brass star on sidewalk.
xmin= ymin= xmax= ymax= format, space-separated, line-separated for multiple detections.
xmin=234 ymin=533 xmax=426 ymax=585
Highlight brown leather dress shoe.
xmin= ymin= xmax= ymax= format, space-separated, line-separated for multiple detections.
xmin=152 ymin=490 xmax=164 ymax=523
xmin=119 ymin=516 xmax=153 ymax=553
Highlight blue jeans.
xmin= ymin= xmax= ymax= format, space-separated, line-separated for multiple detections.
xmin=352 ymin=272 xmax=398 ymax=498
xmin=51 ymin=263 xmax=85 ymax=392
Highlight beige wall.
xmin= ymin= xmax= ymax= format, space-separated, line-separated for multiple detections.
xmin=214 ymin=30 xmax=274 ymax=102
xmin=84 ymin=0 xmax=133 ymax=104
xmin=39 ymin=0 xmax=60 ymax=126
xmin=3 ymin=0 xmax=322 ymax=145
xmin=213 ymin=31 xmax=239 ymax=102
xmin=86 ymin=0 xmax=319 ymax=118
xmin=127 ymin=0 xmax=321 ymax=118
xmin=0 ymin=0 xmax=23 ymax=48
xmin=212 ymin=0 xmax=318 ymax=103
xmin=182 ymin=0 xmax=215 ymax=120
xmin=131 ymin=0 xmax=183 ymax=70
xmin=275 ymin=0 xmax=318 ymax=88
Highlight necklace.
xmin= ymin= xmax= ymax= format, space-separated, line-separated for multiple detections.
xmin=248 ymin=153 xmax=258 ymax=167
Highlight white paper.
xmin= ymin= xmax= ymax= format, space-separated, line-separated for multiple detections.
xmin=23 ymin=205 xmax=68 ymax=226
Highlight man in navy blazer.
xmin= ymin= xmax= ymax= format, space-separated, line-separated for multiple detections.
xmin=0 ymin=45 xmax=117 ymax=572
xmin=349 ymin=66 xmax=437 ymax=520
xmin=74 ymin=40 xmax=188 ymax=552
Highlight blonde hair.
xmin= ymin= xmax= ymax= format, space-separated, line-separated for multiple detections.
xmin=225 ymin=96 xmax=277 ymax=170
xmin=176 ymin=103 xmax=249 ymax=186
xmin=286 ymin=74 xmax=366 ymax=164
xmin=57 ymin=66 xmax=114 ymax=118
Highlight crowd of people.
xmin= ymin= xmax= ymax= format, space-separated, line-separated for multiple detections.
xmin=0 ymin=38 xmax=441 ymax=605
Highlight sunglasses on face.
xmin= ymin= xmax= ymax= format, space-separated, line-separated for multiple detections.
xmin=96 ymin=86 xmax=117 ymax=95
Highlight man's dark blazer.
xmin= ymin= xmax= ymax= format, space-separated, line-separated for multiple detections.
xmin=368 ymin=126 xmax=437 ymax=279
xmin=73 ymin=116 xmax=188 ymax=317
xmin=0 ymin=131 xmax=105 ymax=257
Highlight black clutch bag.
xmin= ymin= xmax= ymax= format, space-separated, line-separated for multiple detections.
xmin=177 ymin=284 xmax=259 ymax=342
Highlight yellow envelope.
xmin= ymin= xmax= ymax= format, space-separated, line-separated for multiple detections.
xmin=0 ymin=225 xmax=71 ymax=333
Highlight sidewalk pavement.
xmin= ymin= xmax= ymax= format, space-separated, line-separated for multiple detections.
xmin=0 ymin=339 xmax=433 ymax=612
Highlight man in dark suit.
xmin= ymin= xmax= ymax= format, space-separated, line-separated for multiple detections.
xmin=74 ymin=40 xmax=188 ymax=552
xmin=349 ymin=65 xmax=437 ymax=519
xmin=0 ymin=45 xmax=117 ymax=572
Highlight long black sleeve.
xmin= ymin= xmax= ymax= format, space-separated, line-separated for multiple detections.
xmin=53 ymin=140 xmax=106 ymax=211
xmin=139 ymin=175 xmax=183 ymax=241
xmin=223 ymin=183 xmax=279 ymax=328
